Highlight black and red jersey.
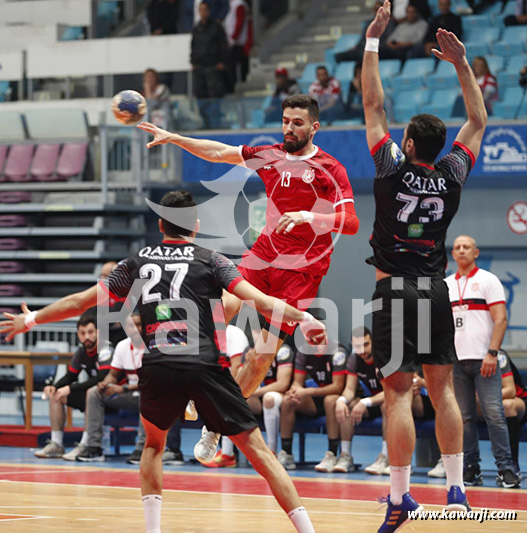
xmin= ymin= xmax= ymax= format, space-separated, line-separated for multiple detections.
xmin=294 ymin=341 xmax=348 ymax=387
xmin=105 ymin=240 xmax=243 ymax=368
xmin=499 ymin=350 xmax=527 ymax=400
xmin=367 ymin=134 xmax=474 ymax=278
xmin=346 ymin=352 xmax=382 ymax=396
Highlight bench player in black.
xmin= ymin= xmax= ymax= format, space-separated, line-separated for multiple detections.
xmin=361 ymin=1 xmax=487 ymax=530
xmin=0 ymin=190 xmax=326 ymax=533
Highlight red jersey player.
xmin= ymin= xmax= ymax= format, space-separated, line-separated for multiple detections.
xmin=138 ymin=94 xmax=359 ymax=461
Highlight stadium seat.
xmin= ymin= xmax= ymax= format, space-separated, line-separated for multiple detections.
xmin=0 ymin=238 xmax=26 ymax=250
xmin=0 ymin=191 xmax=31 ymax=203
xmin=0 ymin=285 xmax=23 ymax=297
xmin=491 ymin=87 xmax=525 ymax=119
xmin=334 ymin=61 xmax=357 ymax=82
xmin=55 ymin=142 xmax=88 ymax=180
xmin=391 ymin=58 xmax=436 ymax=90
xmin=420 ymin=88 xmax=460 ymax=119
xmin=3 ymin=144 xmax=34 ymax=181
xmin=427 ymin=61 xmax=459 ymax=90
xmin=497 ymin=54 xmax=527 ymax=88
xmin=0 ymin=262 xmax=25 ymax=273
xmin=465 ymin=42 xmax=492 ymax=59
xmin=502 ymin=0 xmax=518 ymax=16
xmin=0 ymin=145 xmax=7 ymax=175
xmin=486 ymin=56 xmax=506 ymax=74
xmin=379 ymin=60 xmax=402 ymax=88
xmin=393 ymin=89 xmax=431 ymax=123
xmin=0 ymin=215 xmax=27 ymax=227
xmin=325 ymin=33 xmax=361 ymax=67
xmin=463 ymin=14 xmax=493 ymax=29
xmin=30 ymin=144 xmax=61 ymax=181
xmin=517 ymin=94 xmax=527 ymax=118
xmin=493 ymin=27 xmax=527 ymax=57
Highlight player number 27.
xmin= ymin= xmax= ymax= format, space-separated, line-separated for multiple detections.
xmin=139 ymin=263 xmax=189 ymax=304
xmin=396 ymin=193 xmax=444 ymax=223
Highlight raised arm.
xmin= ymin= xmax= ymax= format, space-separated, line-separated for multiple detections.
xmin=0 ymin=285 xmax=103 ymax=340
xmin=432 ymin=29 xmax=487 ymax=160
xmin=361 ymin=0 xmax=391 ymax=152
xmin=137 ymin=122 xmax=243 ymax=164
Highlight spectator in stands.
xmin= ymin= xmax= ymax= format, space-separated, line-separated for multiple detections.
xmin=408 ymin=0 xmax=462 ymax=58
xmin=308 ymin=66 xmax=345 ymax=123
xmin=391 ymin=0 xmax=410 ymax=22
xmin=504 ymin=0 xmax=527 ymax=26
xmin=335 ymin=2 xmax=396 ymax=64
xmin=202 ymin=324 xmax=248 ymax=468
xmin=224 ymin=0 xmax=252 ymax=93
xmin=335 ymin=327 xmax=387 ymax=475
xmin=476 ymin=350 xmax=527 ymax=475
xmin=472 ymin=56 xmax=498 ymax=114
xmin=76 ymin=313 xmax=144 ymax=462
xmin=191 ymin=1 xmax=229 ymax=99
xmin=147 ymin=0 xmax=180 ymax=35
xmin=379 ymin=4 xmax=429 ymax=61
xmin=346 ymin=64 xmax=364 ymax=122
xmin=264 ymin=67 xmax=301 ymax=123
xmin=277 ymin=340 xmax=347 ymax=472
xmin=446 ymin=235 xmax=521 ymax=488
xmin=34 ymin=313 xmax=114 ymax=460
xmin=519 ymin=64 xmax=527 ymax=87
xmin=192 ymin=0 xmax=229 ymax=25
xmin=143 ymin=68 xmax=171 ymax=127
xmin=246 ymin=342 xmax=294 ymax=456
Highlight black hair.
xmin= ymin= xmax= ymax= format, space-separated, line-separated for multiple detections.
xmin=159 ymin=190 xmax=197 ymax=237
xmin=77 ymin=311 xmax=96 ymax=330
xmin=351 ymin=326 xmax=372 ymax=339
xmin=282 ymin=94 xmax=320 ymax=122
xmin=407 ymin=114 xmax=447 ymax=163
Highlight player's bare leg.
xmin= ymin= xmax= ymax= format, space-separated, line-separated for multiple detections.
xmin=422 ymin=364 xmax=467 ymax=509
xmin=140 ymin=415 xmax=168 ymax=533
xmin=49 ymin=394 xmax=67 ymax=432
xmin=237 ymin=328 xmax=285 ymax=397
xmin=230 ymin=427 xmax=316 ymax=533
xmin=382 ymin=372 xmax=415 ymax=505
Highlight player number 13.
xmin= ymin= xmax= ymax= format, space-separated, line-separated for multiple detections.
xmin=281 ymin=171 xmax=291 ymax=187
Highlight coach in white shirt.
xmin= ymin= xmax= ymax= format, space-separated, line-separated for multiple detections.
xmin=446 ymin=235 xmax=520 ymax=489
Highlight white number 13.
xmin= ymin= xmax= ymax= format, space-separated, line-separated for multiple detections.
xmin=281 ymin=171 xmax=291 ymax=187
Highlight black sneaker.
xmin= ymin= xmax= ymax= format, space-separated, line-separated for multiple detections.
xmin=163 ymin=449 xmax=184 ymax=465
xmin=76 ymin=446 xmax=105 ymax=462
xmin=126 ymin=449 xmax=142 ymax=465
xmin=463 ymin=464 xmax=483 ymax=486
xmin=496 ymin=469 xmax=521 ymax=489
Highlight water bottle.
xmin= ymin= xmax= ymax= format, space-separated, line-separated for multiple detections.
xmin=102 ymin=425 xmax=111 ymax=455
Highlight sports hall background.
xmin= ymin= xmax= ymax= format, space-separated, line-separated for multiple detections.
xmin=0 ymin=0 xmax=525 ymax=531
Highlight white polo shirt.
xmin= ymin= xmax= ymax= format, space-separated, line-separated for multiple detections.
xmin=445 ymin=266 xmax=506 ymax=361
xmin=226 ymin=325 xmax=249 ymax=360
xmin=110 ymin=338 xmax=144 ymax=387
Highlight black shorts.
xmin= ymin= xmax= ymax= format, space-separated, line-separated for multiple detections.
xmin=366 ymin=404 xmax=382 ymax=420
xmin=372 ymin=277 xmax=457 ymax=377
xmin=417 ymin=393 xmax=436 ymax=421
xmin=66 ymin=388 xmax=86 ymax=412
xmin=313 ymin=396 xmax=326 ymax=417
xmin=138 ymin=363 xmax=259 ymax=435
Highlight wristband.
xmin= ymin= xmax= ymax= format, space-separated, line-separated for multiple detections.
xmin=299 ymin=210 xmax=315 ymax=223
xmin=24 ymin=311 xmax=38 ymax=330
xmin=337 ymin=395 xmax=348 ymax=405
xmin=365 ymin=37 xmax=380 ymax=53
xmin=360 ymin=397 xmax=373 ymax=408
xmin=300 ymin=311 xmax=315 ymax=324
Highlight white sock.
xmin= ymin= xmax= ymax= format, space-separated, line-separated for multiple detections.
xmin=263 ymin=392 xmax=282 ymax=452
xmin=222 ymin=437 xmax=234 ymax=457
xmin=340 ymin=440 xmax=351 ymax=456
xmin=287 ymin=506 xmax=315 ymax=533
xmin=381 ymin=440 xmax=388 ymax=458
xmin=442 ymin=453 xmax=465 ymax=493
xmin=142 ymin=494 xmax=162 ymax=533
xmin=390 ymin=465 xmax=411 ymax=505
xmin=51 ymin=430 xmax=63 ymax=447
xmin=80 ymin=431 xmax=89 ymax=446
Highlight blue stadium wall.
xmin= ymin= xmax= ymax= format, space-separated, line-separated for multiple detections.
xmin=150 ymin=124 xmax=527 ymax=347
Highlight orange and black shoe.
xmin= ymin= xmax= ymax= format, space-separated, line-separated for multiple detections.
xmin=378 ymin=493 xmax=423 ymax=533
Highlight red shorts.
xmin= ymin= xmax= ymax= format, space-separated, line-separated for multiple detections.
xmin=238 ymin=251 xmax=323 ymax=335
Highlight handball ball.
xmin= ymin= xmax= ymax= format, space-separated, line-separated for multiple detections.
xmin=111 ymin=90 xmax=147 ymax=125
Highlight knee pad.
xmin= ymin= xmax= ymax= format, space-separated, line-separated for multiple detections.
xmin=263 ymin=391 xmax=283 ymax=414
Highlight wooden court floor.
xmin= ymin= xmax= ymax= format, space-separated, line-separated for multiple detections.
xmin=0 ymin=463 xmax=526 ymax=532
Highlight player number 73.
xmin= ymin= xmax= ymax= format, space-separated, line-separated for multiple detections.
xmin=396 ymin=193 xmax=445 ymax=223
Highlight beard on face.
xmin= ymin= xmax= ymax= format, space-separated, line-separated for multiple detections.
xmin=83 ymin=339 xmax=97 ymax=351
xmin=283 ymin=133 xmax=309 ymax=154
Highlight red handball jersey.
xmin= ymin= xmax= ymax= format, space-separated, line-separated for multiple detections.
xmin=239 ymin=143 xmax=354 ymax=275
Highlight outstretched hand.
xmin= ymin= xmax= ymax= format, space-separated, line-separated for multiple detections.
xmin=0 ymin=302 xmax=32 ymax=341
xmin=365 ymin=0 xmax=391 ymax=39
xmin=432 ymin=28 xmax=466 ymax=65
xmin=137 ymin=122 xmax=173 ymax=149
